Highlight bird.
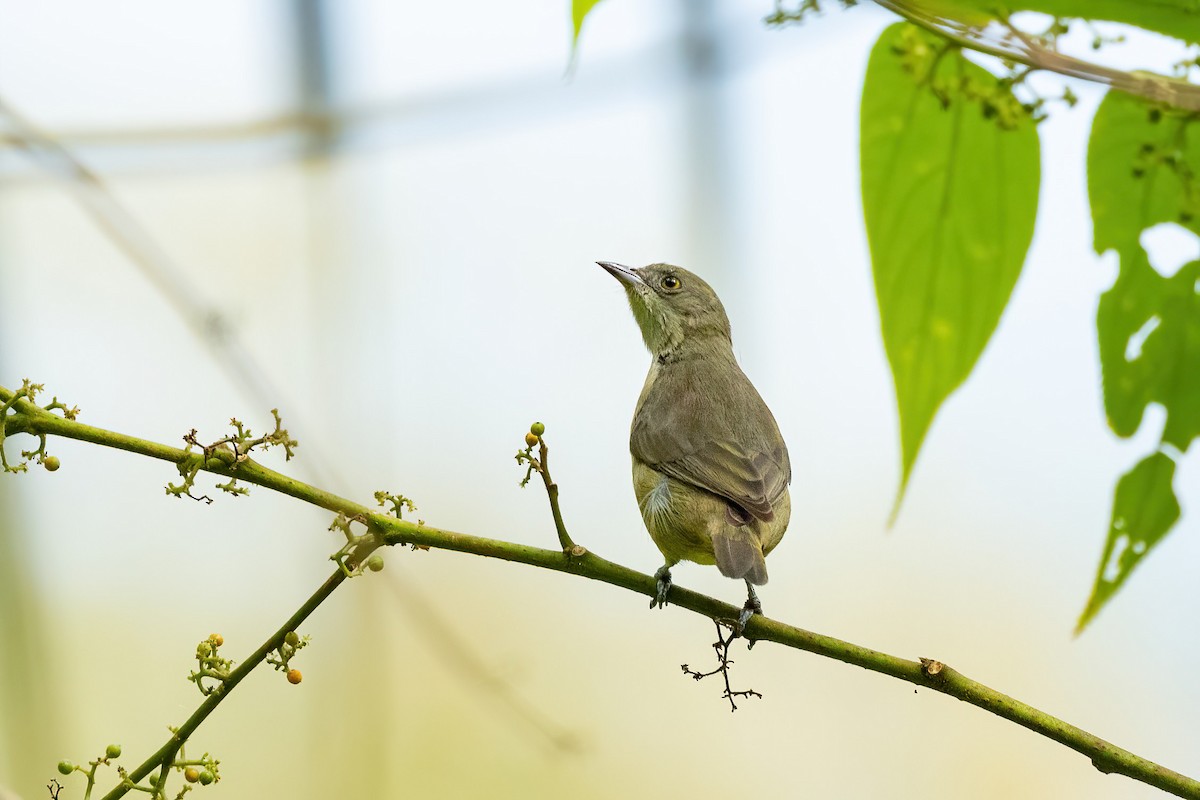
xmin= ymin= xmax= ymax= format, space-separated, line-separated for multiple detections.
xmin=598 ymin=261 xmax=791 ymax=627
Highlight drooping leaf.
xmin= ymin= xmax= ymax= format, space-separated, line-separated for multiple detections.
xmin=571 ymin=0 xmax=605 ymax=49
xmin=861 ymin=23 xmax=1041 ymax=516
xmin=1076 ymin=452 xmax=1181 ymax=632
xmin=1080 ymin=89 xmax=1200 ymax=630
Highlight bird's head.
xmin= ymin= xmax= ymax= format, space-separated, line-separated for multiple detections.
xmin=598 ymin=262 xmax=732 ymax=357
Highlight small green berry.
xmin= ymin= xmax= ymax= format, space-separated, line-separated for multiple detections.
xmin=43 ymin=456 xmax=61 ymax=472
xmin=57 ymin=762 xmax=74 ymax=776
xmin=530 ymin=421 xmax=545 ymax=437
xmin=197 ymin=641 xmax=212 ymax=657
xmin=148 ymin=772 xmax=159 ymax=786
xmin=184 ymin=767 xmax=200 ymax=783
xmin=284 ymin=631 xmax=300 ymax=647
xmin=367 ymin=555 xmax=384 ymax=572
xmin=105 ymin=744 xmax=122 ymax=759
xmin=198 ymin=770 xmax=215 ymax=786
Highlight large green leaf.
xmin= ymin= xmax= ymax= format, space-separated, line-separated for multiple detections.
xmin=1080 ymin=89 xmax=1200 ymax=629
xmin=1076 ymin=452 xmax=1181 ymax=632
xmin=861 ymin=23 xmax=1041 ymax=515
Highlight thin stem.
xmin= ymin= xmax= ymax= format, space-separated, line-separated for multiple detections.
xmin=536 ymin=438 xmax=575 ymax=551
xmin=872 ymin=0 xmax=1200 ymax=111
xmin=99 ymin=568 xmax=350 ymax=800
xmin=4 ymin=385 xmax=1199 ymax=799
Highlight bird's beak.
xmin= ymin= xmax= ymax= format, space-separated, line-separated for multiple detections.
xmin=597 ymin=261 xmax=645 ymax=287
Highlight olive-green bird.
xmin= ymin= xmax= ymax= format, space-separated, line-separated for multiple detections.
xmin=598 ymin=261 xmax=791 ymax=625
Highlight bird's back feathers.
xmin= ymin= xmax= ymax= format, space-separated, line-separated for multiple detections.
xmin=630 ymin=353 xmax=790 ymax=523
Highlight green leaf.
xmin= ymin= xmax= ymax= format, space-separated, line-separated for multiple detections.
xmin=1091 ymin=92 xmax=1200 ymax=448
xmin=1097 ymin=251 xmax=1200 ymax=446
xmin=571 ymin=0 xmax=605 ymax=49
xmin=1076 ymin=452 xmax=1181 ymax=632
xmin=861 ymin=23 xmax=1041 ymax=517
xmin=1089 ymin=92 xmax=1200 ymax=250
xmin=1080 ymin=89 xmax=1200 ymax=629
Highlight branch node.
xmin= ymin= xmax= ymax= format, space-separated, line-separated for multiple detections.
xmin=919 ymin=657 xmax=946 ymax=678
xmin=0 ymin=379 xmax=77 ymax=473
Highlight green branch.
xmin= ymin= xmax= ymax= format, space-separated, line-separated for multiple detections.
xmin=101 ymin=569 xmax=351 ymax=800
xmin=871 ymin=0 xmax=1200 ymax=111
xmin=4 ymin=383 xmax=1199 ymax=799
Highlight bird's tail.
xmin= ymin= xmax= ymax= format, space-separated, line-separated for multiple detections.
xmin=711 ymin=528 xmax=768 ymax=585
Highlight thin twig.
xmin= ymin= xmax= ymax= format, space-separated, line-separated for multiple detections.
xmin=681 ymin=619 xmax=762 ymax=711
xmin=536 ymin=438 xmax=576 ymax=551
xmin=519 ymin=436 xmax=576 ymax=551
xmin=100 ymin=564 xmax=363 ymax=800
xmin=4 ymin=388 xmax=1200 ymax=800
xmin=871 ymin=0 xmax=1200 ymax=111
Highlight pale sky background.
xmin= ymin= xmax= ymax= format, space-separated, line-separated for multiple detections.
xmin=1 ymin=2 xmax=1198 ymax=799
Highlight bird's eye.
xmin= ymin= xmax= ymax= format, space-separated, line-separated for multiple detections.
xmin=661 ymin=275 xmax=681 ymax=290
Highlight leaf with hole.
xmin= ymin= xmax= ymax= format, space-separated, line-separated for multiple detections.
xmin=1080 ymin=89 xmax=1200 ymax=630
xmin=1077 ymin=452 xmax=1181 ymax=632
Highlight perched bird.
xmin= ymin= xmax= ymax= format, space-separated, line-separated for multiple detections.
xmin=598 ymin=261 xmax=791 ymax=625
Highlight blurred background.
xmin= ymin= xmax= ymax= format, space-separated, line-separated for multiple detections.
xmin=1 ymin=2 xmax=1198 ymax=798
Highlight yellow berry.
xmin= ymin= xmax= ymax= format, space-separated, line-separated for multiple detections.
xmin=524 ymin=432 xmax=539 ymax=448
xmin=287 ymin=669 xmax=303 ymax=684
xmin=43 ymin=456 xmax=61 ymax=472
xmin=209 ymin=633 xmax=224 ymax=647
xmin=184 ymin=768 xmax=200 ymax=783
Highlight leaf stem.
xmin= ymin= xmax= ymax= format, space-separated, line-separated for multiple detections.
xmin=872 ymin=0 xmax=1200 ymax=111
xmin=536 ymin=437 xmax=575 ymax=551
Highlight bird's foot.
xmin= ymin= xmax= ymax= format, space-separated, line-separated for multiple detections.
xmin=651 ymin=565 xmax=673 ymax=609
xmin=735 ymin=583 xmax=763 ymax=634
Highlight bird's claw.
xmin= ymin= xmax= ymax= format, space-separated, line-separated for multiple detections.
xmin=735 ymin=593 xmax=763 ymax=634
xmin=651 ymin=566 xmax=673 ymax=609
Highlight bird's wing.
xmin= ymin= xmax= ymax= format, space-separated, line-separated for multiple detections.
xmin=632 ymin=423 xmax=790 ymax=523
xmin=668 ymin=440 xmax=789 ymax=522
